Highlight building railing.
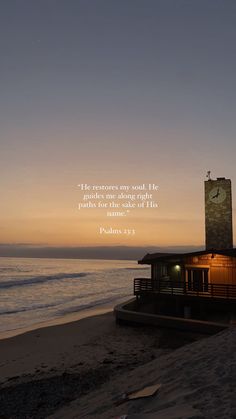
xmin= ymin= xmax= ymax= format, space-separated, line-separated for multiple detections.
xmin=134 ymin=277 xmax=154 ymax=293
xmin=134 ymin=278 xmax=236 ymax=299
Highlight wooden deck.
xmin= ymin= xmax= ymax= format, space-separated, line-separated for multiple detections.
xmin=134 ymin=278 xmax=236 ymax=300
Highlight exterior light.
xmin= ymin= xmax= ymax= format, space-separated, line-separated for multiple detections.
xmin=175 ymin=265 xmax=181 ymax=271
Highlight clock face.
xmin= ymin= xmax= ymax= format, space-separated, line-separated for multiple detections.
xmin=209 ymin=186 xmax=226 ymax=204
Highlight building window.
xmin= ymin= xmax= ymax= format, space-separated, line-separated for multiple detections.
xmin=187 ymin=268 xmax=209 ymax=292
xmin=161 ymin=265 xmax=168 ymax=276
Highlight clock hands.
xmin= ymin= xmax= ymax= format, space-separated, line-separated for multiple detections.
xmin=209 ymin=187 xmax=226 ymax=203
xmin=212 ymin=188 xmax=220 ymax=199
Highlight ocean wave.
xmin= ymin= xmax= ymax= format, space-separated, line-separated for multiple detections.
xmin=57 ymin=292 xmax=132 ymax=316
xmin=0 ymin=267 xmax=31 ymax=273
xmin=0 ymin=287 xmax=130 ymax=316
xmin=122 ymin=266 xmax=150 ymax=271
xmin=0 ymin=291 xmax=89 ymax=316
xmin=0 ymin=272 xmax=90 ymax=290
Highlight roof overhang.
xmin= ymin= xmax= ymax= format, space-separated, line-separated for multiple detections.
xmin=138 ymin=248 xmax=236 ymax=264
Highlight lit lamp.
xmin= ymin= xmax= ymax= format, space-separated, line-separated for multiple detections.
xmin=174 ymin=264 xmax=181 ymax=283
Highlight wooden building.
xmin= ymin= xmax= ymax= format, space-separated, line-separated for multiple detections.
xmin=136 ymin=249 xmax=236 ymax=296
xmin=134 ymin=249 xmax=236 ymax=321
xmin=131 ymin=175 xmax=236 ymax=323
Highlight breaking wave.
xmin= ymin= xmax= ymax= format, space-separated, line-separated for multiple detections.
xmin=0 ymin=272 xmax=90 ymax=290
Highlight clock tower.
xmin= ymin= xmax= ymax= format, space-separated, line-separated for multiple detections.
xmin=205 ymin=176 xmax=233 ymax=250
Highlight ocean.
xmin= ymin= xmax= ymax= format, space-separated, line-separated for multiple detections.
xmin=0 ymin=257 xmax=149 ymax=337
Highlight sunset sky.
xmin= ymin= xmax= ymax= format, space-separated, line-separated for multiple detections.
xmin=1 ymin=1 xmax=236 ymax=249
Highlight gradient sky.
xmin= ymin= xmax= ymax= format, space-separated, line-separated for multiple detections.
xmin=1 ymin=0 xmax=236 ymax=248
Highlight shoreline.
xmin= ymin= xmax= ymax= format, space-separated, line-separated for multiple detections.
xmin=0 ymin=306 xmax=113 ymax=341
xmin=0 ymin=295 xmax=132 ymax=341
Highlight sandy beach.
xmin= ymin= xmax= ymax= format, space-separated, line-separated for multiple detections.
xmin=0 ymin=309 xmax=210 ymax=419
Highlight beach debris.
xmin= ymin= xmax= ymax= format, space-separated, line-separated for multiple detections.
xmin=114 ymin=383 xmax=161 ymax=405
xmin=128 ymin=384 xmax=162 ymax=399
